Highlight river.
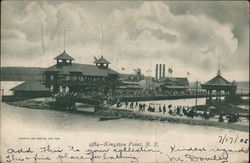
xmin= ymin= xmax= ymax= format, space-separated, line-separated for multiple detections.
xmin=0 ymin=102 xmax=249 ymax=163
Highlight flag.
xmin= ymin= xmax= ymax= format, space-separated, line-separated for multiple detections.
xmin=147 ymin=69 xmax=152 ymax=72
xmin=168 ymin=68 xmax=173 ymax=74
xmin=122 ymin=67 xmax=125 ymax=70
xmin=187 ymin=72 xmax=190 ymax=75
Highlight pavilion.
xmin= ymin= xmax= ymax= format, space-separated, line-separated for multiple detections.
xmin=201 ymin=70 xmax=237 ymax=104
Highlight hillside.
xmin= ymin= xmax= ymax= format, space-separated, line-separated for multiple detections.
xmin=1 ymin=67 xmax=46 ymax=81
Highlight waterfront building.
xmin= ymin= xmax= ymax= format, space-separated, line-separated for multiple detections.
xmin=119 ymin=73 xmax=144 ymax=82
xmin=43 ymin=50 xmax=119 ymax=96
xmin=201 ymin=70 xmax=237 ymax=104
xmin=113 ymin=73 xmax=144 ymax=97
xmin=158 ymin=77 xmax=189 ymax=95
xmin=10 ymin=81 xmax=50 ymax=98
xmin=1 ymin=67 xmax=45 ymax=96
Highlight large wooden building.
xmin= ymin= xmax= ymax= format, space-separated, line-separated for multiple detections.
xmin=43 ymin=50 xmax=119 ymax=96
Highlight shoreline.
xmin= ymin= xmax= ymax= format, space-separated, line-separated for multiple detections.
xmin=95 ymin=107 xmax=249 ymax=132
xmin=4 ymin=100 xmax=249 ymax=132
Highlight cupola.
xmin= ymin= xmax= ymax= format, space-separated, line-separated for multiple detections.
xmin=94 ymin=56 xmax=110 ymax=69
xmin=55 ymin=50 xmax=74 ymax=66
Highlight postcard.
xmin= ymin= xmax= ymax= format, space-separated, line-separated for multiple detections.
xmin=1 ymin=0 xmax=249 ymax=163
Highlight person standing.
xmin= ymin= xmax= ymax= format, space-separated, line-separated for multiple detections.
xmin=219 ymin=112 xmax=224 ymax=122
xmin=130 ymin=102 xmax=134 ymax=109
xmin=163 ymin=104 xmax=166 ymax=114
xmin=135 ymin=101 xmax=138 ymax=108
xmin=125 ymin=101 xmax=128 ymax=108
xmin=159 ymin=105 xmax=162 ymax=113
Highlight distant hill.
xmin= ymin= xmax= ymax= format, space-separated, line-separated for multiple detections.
xmin=236 ymin=81 xmax=249 ymax=90
xmin=1 ymin=67 xmax=46 ymax=81
xmin=189 ymin=81 xmax=249 ymax=90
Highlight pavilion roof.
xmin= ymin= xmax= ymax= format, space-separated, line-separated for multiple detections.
xmin=45 ymin=63 xmax=118 ymax=76
xmin=10 ymin=81 xmax=50 ymax=91
xmin=94 ymin=56 xmax=110 ymax=64
xmin=54 ymin=50 xmax=74 ymax=60
xmin=206 ymin=74 xmax=232 ymax=85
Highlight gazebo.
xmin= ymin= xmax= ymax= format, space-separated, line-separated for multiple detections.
xmin=201 ymin=70 xmax=237 ymax=104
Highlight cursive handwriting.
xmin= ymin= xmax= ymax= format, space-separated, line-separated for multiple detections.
xmin=40 ymin=145 xmax=63 ymax=153
xmin=7 ymin=147 xmax=34 ymax=154
xmin=185 ymin=151 xmax=228 ymax=163
xmin=4 ymin=140 xmax=249 ymax=163
xmin=170 ymin=145 xmax=207 ymax=153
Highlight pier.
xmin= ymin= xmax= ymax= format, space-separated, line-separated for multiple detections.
xmin=114 ymin=93 xmax=249 ymax=102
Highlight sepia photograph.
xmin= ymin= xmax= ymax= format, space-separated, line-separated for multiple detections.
xmin=0 ymin=0 xmax=249 ymax=162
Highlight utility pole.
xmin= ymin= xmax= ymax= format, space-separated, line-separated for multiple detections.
xmin=195 ymin=80 xmax=199 ymax=110
xmin=41 ymin=23 xmax=45 ymax=55
xmin=64 ymin=27 xmax=66 ymax=51
xmin=101 ymin=25 xmax=103 ymax=57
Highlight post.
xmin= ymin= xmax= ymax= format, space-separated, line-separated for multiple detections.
xmin=0 ymin=89 xmax=4 ymax=102
xmin=210 ymin=90 xmax=212 ymax=101
xmin=218 ymin=90 xmax=221 ymax=102
xmin=206 ymin=90 xmax=208 ymax=99
xmin=195 ymin=80 xmax=198 ymax=110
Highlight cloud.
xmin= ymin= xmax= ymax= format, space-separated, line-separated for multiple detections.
xmin=1 ymin=1 xmax=102 ymax=67
xmin=104 ymin=2 xmax=239 ymax=73
xmin=1 ymin=1 xmax=248 ymax=82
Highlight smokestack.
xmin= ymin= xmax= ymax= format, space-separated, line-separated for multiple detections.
xmin=155 ymin=64 xmax=158 ymax=79
xmin=163 ymin=64 xmax=165 ymax=78
xmin=159 ymin=64 xmax=162 ymax=79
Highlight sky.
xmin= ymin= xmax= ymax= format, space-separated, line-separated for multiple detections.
xmin=1 ymin=0 xmax=249 ymax=82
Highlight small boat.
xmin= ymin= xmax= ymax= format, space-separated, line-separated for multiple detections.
xmin=99 ymin=116 xmax=120 ymax=121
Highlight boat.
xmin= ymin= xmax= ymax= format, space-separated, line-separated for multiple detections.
xmin=99 ymin=116 xmax=121 ymax=121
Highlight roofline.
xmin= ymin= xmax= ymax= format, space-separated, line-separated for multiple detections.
xmin=11 ymin=89 xmax=50 ymax=91
xmin=54 ymin=57 xmax=74 ymax=60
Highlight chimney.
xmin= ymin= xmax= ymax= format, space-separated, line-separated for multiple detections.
xmin=163 ymin=64 xmax=165 ymax=78
xmin=159 ymin=64 xmax=162 ymax=79
xmin=155 ymin=64 xmax=158 ymax=79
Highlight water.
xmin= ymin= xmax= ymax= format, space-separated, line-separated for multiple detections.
xmin=1 ymin=81 xmax=24 ymax=95
xmin=1 ymin=102 xmax=249 ymax=163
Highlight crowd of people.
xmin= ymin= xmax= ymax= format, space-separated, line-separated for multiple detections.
xmin=54 ymin=92 xmax=241 ymax=123
xmin=113 ymin=100 xmax=241 ymax=123
xmin=114 ymin=100 xmax=200 ymax=119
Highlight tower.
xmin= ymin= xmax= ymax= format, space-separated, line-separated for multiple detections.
xmin=163 ymin=64 xmax=165 ymax=78
xmin=159 ymin=64 xmax=162 ymax=79
xmin=155 ymin=64 xmax=158 ymax=79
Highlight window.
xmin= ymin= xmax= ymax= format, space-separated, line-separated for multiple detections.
xmin=70 ymin=75 xmax=75 ymax=81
